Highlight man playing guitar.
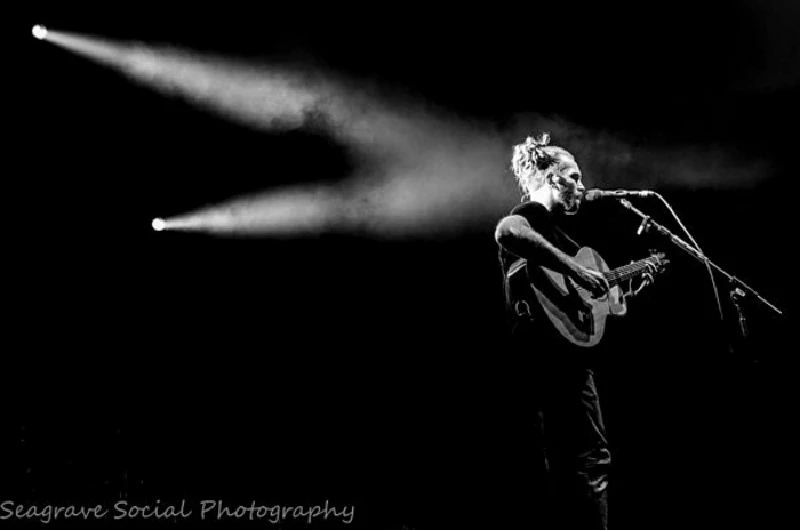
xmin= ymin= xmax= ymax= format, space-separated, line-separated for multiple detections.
xmin=495 ymin=133 xmax=661 ymax=529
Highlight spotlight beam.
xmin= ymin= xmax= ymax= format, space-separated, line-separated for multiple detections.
xmin=46 ymin=28 xmax=768 ymax=239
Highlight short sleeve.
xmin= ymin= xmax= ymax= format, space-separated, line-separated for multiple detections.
xmin=509 ymin=201 xmax=551 ymax=234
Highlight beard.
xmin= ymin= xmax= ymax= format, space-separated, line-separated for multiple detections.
xmin=557 ymin=188 xmax=581 ymax=215
xmin=551 ymin=175 xmax=582 ymax=215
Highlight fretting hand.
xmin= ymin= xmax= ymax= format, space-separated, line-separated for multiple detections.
xmin=627 ymin=260 xmax=659 ymax=297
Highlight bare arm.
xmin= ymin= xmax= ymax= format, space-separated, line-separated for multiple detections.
xmin=495 ymin=215 xmax=580 ymax=276
xmin=495 ymin=214 xmax=609 ymax=296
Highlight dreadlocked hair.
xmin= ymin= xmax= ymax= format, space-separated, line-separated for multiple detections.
xmin=510 ymin=132 xmax=573 ymax=200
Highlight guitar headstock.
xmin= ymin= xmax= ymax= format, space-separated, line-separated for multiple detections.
xmin=647 ymin=250 xmax=670 ymax=274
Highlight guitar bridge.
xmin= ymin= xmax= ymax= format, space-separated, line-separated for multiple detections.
xmin=575 ymin=308 xmax=594 ymax=334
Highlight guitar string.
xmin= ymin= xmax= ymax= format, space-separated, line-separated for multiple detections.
xmin=615 ymin=257 xmax=660 ymax=278
xmin=574 ymin=260 xmax=651 ymax=293
xmin=607 ymin=265 xmax=644 ymax=284
xmin=573 ymin=257 xmax=661 ymax=292
xmin=610 ymin=261 xmax=657 ymax=282
xmin=607 ymin=263 xmax=640 ymax=281
xmin=607 ymin=262 xmax=641 ymax=281
xmin=605 ymin=259 xmax=655 ymax=285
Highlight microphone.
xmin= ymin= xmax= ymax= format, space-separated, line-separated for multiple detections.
xmin=582 ymin=189 xmax=656 ymax=201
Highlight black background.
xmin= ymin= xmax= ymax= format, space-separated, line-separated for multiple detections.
xmin=6 ymin=1 xmax=796 ymax=529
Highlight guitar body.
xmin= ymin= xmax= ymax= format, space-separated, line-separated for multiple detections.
xmin=529 ymin=247 xmax=627 ymax=348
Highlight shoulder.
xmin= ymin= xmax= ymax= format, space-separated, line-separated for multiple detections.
xmin=509 ymin=201 xmax=550 ymax=225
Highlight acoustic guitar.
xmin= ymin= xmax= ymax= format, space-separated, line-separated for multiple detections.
xmin=510 ymin=247 xmax=668 ymax=347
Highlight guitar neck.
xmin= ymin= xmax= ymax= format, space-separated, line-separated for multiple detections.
xmin=604 ymin=258 xmax=652 ymax=287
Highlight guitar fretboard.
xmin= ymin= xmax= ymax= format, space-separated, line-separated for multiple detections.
xmin=604 ymin=258 xmax=655 ymax=286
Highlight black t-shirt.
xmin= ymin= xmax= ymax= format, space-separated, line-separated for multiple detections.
xmin=500 ymin=201 xmax=578 ymax=265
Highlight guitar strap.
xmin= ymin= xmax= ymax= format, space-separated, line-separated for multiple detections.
xmin=506 ymin=257 xmax=533 ymax=318
xmin=554 ymin=226 xmax=581 ymax=255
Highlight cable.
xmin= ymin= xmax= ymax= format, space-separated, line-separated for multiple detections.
xmin=654 ymin=192 xmax=726 ymax=326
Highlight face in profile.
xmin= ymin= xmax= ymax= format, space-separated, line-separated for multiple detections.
xmin=551 ymin=155 xmax=585 ymax=215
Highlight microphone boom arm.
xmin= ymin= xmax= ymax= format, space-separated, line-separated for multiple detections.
xmin=617 ymin=199 xmax=783 ymax=317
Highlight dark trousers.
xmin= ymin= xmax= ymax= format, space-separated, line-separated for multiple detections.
xmin=514 ymin=320 xmax=611 ymax=529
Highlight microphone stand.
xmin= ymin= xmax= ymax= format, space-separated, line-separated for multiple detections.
xmin=617 ymin=199 xmax=783 ymax=355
